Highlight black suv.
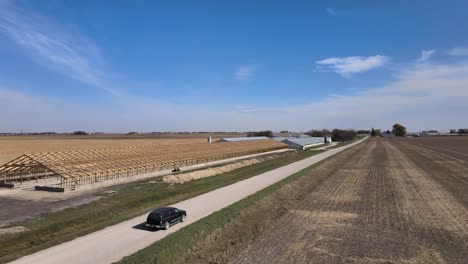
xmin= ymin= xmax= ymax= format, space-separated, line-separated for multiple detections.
xmin=146 ymin=207 xmax=187 ymax=230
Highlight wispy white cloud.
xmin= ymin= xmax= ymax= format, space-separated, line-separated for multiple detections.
xmin=316 ymin=55 xmax=388 ymax=78
xmin=236 ymin=105 xmax=257 ymax=113
xmin=447 ymin=47 xmax=468 ymax=56
xmin=326 ymin=8 xmax=336 ymax=16
xmin=234 ymin=66 xmax=255 ymax=80
xmin=418 ymin=49 xmax=435 ymax=62
xmin=0 ymin=1 xmax=118 ymax=95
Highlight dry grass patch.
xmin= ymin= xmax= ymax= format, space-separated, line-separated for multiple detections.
xmin=162 ymin=159 xmax=260 ymax=184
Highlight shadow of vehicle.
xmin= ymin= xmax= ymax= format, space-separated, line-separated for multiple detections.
xmin=132 ymin=222 xmax=159 ymax=232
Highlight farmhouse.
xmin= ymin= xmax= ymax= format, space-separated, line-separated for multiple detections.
xmin=281 ymin=137 xmax=326 ymax=150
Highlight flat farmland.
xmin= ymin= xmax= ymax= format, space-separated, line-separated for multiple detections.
xmin=399 ymin=136 xmax=468 ymax=158
xmin=0 ymin=134 xmax=240 ymax=164
xmin=235 ymin=137 xmax=468 ymax=263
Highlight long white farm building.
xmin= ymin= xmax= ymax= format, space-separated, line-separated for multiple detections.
xmin=281 ymin=137 xmax=328 ymax=150
xmin=215 ymin=135 xmax=332 ymax=151
xmin=216 ymin=136 xmax=269 ymax=142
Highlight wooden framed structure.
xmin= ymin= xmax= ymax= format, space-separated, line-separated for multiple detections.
xmin=0 ymin=140 xmax=287 ymax=190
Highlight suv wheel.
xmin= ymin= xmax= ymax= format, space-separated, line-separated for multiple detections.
xmin=164 ymin=221 xmax=170 ymax=230
xmin=181 ymin=215 xmax=186 ymax=222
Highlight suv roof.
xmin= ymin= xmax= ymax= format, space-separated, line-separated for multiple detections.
xmin=152 ymin=207 xmax=175 ymax=213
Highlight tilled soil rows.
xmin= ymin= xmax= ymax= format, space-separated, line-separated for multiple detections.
xmin=235 ymin=138 xmax=468 ymax=263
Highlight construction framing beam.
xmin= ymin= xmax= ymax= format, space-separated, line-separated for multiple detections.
xmin=0 ymin=140 xmax=287 ymax=189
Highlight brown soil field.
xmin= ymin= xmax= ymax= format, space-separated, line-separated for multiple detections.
xmin=0 ymin=133 xmax=242 ymax=165
xmin=399 ymin=136 xmax=468 ymax=158
xmin=234 ymin=137 xmax=468 ymax=263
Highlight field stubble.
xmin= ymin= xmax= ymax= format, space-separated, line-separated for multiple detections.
xmin=235 ymin=138 xmax=468 ymax=263
xmin=0 ymin=135 xmax=230 ymax=164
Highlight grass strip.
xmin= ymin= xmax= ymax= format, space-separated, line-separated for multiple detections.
xmin=0 ymin=150 xmax=319 ymax=263
xmin=327 ymin=137 xmax=365 ymax=149
xmin=119 ymin=142 xmax=363 ymax=264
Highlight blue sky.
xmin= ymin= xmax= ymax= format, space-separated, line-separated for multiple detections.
xmin=1 ymin=0 xmax=468 ymax=132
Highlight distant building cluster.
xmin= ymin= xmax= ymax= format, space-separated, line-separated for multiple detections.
xmin=407 ymin=129 xmax=468 ymax=137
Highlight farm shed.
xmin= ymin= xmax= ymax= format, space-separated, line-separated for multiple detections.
xmin=281 ymin=137 xmax=325 ymax=150
xmin=0 ymin=140 xmax=287 ymax=191
xmin=273 ymin=137 xmax=287 ymax=141
xmin=216 ymin=136 xmax=269 ymax=142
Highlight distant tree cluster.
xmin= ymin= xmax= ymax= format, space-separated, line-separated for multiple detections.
xmin=247 ymin=130 xmax=273 ymax=137
xmin=150 ymin=131 xmax=243 ymax=135
xmin=356 ymin=130 xmax=371 ymax=134
xmin=371 ymin=128 xmax=382 ymax=137
xmin=0 ymin=132 xmax=58 ymax=135
xmin=457 ymin=128 xmax=468 ymax=134
xmin=422 ymin=130 xmax=438 ymax=133
xmin=37 ymin=132 xmax=57 ymax=135
xmin=72 ymin=131 xmax=89 ymax=135
xmin=392 ymin=123 xmax=407 ymax=137
xmin=331 ymin=129 xmax=357 ymax=142
xmin=280 ymin=130 xmax=289 ymax=133
xmin=126 ymin=132 xmax=139 ymax=135
xmin=305 ymin=129 xmax=331 ymax=137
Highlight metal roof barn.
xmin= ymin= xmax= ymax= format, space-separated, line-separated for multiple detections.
xmin=273 ymin=137 xmax=287 ymax=141
xmin=216 ymin=136 xmax=269 ymax=142
xmin=281 ymin=137 xmax=325 ymax=150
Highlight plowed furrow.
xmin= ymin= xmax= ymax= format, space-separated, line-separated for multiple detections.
xmin=234 ymin=138 xmax=468 ymax=264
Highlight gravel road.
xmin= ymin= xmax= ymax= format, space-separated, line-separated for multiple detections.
xmin=10 ymin=138 xmax=367 ymax=264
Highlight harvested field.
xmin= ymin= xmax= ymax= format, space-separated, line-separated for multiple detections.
xmin=399 ymin=136 xmax=468 ymax=161
xmin=235 ymin=137 xmax=468 ymax=263
xmin=0 ymin=133 xmax=243 ymax=165
xmin=0 ymin=138 xmax=205 ymax=165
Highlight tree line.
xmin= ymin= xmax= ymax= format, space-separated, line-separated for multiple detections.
xmin=451 ymin=128 xmax=468 ymax=134
xmin=306 ymin=129 xmax=357 ymax=142
xmin=246 ymin=130 xmax=274 ymax=137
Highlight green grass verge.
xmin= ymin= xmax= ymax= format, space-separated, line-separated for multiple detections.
xmin=303 ymin=143 xmax=329 ymax=150
xmin=119 ymin=164 xmax=323 ymax=264
xmin=118 ymin=144 xmax=360 ymax=264
xmin=0 ymin=150 xmax=320 ymax=264
xmin=327 ymin=136 xmax=365 ymax=149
